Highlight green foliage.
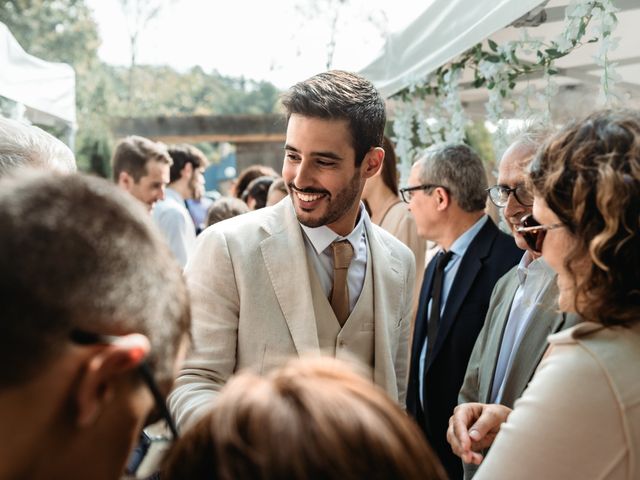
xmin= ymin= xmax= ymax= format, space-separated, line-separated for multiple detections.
xmin=0 ymin=0 xmax=282 ymax=176
xmin=465 ymin=121 xmax=495 ymax=168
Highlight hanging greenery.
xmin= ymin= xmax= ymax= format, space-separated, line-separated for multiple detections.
xmin=392 ymin=0 xmax=621 ymax=178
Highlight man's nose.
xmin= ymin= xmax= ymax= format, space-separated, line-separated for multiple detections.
xmin=504 ymin=191 xmax=526 ymax=217
xmin=293 ymin=158 xmax=314 ymax=187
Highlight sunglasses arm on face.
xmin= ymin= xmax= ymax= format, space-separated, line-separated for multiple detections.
xmin=515 ymin=214 xmax=564 ymax=254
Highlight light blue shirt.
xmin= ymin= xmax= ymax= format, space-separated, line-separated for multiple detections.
xmin=419 ymin=215 xmax=488 ymax=406
xmin=300 ymin=203 xmax=368 ymax=313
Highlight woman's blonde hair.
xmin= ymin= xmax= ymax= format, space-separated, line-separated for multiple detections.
xmin=162 ymin=357 xmax=446 ymax=480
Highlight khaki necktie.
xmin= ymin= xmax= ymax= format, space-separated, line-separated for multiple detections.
xmin=330 ymin=240 xmax=354 ymax=326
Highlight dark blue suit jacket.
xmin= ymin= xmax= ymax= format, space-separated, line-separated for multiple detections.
xmin=407 ymin=218 xmax=521 ymax=480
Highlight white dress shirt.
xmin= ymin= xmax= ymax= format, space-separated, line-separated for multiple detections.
xmin=490 ymin=251 xmax=556 ymax=403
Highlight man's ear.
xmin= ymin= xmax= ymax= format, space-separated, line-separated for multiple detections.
xmin=117 ymin=171 xmax=134 ymax=191
xmin=360 ymin=147 xmax=384 ymax=179
xmin=180 ymin=162 xmax=193 ymax=180
xmin=435 ymin=187 xmax=450 ymax=211
xmin=74 ymin=334 xmax=151 ymax=428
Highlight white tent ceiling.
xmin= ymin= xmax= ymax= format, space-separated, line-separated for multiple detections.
xmin=361 ymin=0 xmax=640 ymax=117
xmin=0 ymin=21 xmax=76 ymax=127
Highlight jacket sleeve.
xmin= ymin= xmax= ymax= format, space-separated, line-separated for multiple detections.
xmin=167 ymin=227 xmax=239 ymax=430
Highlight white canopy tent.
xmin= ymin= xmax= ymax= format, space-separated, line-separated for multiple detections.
xmin=0 ymin=21 xmax=76 ymax=130
xmin=361 ymin=0 xmax=640 ymax=117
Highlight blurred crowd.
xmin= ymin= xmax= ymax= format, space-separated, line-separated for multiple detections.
xmin=0 ymin=70 xmax=638 ymax=480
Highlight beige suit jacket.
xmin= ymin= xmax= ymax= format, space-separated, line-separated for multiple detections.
xmin=476 ymin=321 xmax=640 ymax=479
xmin=459 ymin=260 xmax=580 ymax=479
xmin=168 ymin=197 xmax=416 ymax=429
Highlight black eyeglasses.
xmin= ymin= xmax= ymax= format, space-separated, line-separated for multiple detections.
xmin=487 ymin=184 xmax=533 ymax=208
xmin=69 ymin=329 xmax=179 ymax=439
xmin=515 ymin=214 xmax=564 ymax=254
xmin=399 ymin=184 xmax=446 ymax=203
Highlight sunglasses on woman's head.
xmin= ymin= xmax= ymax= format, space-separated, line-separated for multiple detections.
xmin=515 ymin=214 xmax=564 ymax=254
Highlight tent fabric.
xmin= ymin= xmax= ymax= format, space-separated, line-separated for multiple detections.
xmin=0 ymin=21 xmax=76 ymax=126
xmin=360 ymin=0 xmax=545 ymax=98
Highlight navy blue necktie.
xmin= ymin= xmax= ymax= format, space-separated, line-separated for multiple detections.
xmin=426 ymin=250 xmax=454 ymax=360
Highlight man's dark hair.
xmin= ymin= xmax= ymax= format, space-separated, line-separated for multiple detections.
xmin=0 ymin=171 xmax=190 ymax=387
xmin=168 ymin=144 xmax=208 ymax=184
xmin=111 ymin=135 xmax=172 ymax=182
xmin=242 ymin=175 xmax=275 ymax=209
xmin=281 ymin=70 xmax=386 ymax=167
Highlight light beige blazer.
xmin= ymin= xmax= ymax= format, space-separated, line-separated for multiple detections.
xmin=168 ymin=197 xmax=416 ymax=429
xmin=476 ymin=321 xmax=640 ymax=479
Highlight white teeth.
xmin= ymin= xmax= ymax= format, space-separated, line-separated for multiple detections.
xmin=296 ymin=192 xmax=323 ymax=202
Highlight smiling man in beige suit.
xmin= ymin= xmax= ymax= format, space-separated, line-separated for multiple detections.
xmin=169 ymin=70 xmax=416 ymax=430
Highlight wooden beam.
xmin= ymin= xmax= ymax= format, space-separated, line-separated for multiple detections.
xmin=146 ymin=133 xmax=285 ymax=144
xmin=110 ymin=113 xmax=288 ymax=143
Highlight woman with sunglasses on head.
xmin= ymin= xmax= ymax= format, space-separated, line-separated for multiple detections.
xmin=448 ymin=109 xmax=640 ymax=480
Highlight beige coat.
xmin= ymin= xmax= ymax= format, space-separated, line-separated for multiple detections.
xmin=476 ymin=321 xmax=640 ymax=480
xmin=168 ymin=197 xmax=416 ymax=429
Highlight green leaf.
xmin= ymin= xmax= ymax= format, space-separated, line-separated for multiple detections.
xmin=500 ymin=89 xmax=507 ymax=98
xmin=473 ymin=77 xmax=485 ymax=88
xmin=488 ymin=39 xmax=498 ymax=52
xmin=486 ymin=55 xmax=501 ymax=63
xmin=547 ymin=68 xmax=559 ymax=75
xmin=509 ymin=81 xmax=516 ymax=89
xmin=487 ymin=81 xmax=495 ymax=89
xmin=578 ymin=19 xmax=587 ymax=37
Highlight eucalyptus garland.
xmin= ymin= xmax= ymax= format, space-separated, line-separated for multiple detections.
xmin=392 ymin=0 xmax=620 ymax=174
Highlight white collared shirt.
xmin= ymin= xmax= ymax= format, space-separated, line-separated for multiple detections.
xmin=300 ymin=203 xmax=368 ymax=313
xmin=491 ymin=251 xmax=556 ymax=403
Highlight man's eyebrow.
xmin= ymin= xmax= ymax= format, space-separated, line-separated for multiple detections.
xmin=284 ymin=144 xmax=343 ymax=161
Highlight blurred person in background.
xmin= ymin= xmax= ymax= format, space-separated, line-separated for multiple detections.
xmin=206 ymin=196 xmax=250 ymax=227
xmin=162 ymin=357 xmax=447 ymax=480
xmin=266 ymin=176 xmax=288 ymax=206
xmin=448 ymin=109 xmax=640 ymax=480
xmin=0 ymin=116 xmax=75 ymax=176
xmin=361 ymin=135 xmax=426 ymax=317
xmin=153 ymin=144 xmax=207 ymax=267
xmin=230 ymin=164 xmax=278 ymax=199
xmin=112 ymin=135 xmax=172 ymax=212
xmin=241 ymin=175 xmax=275 ymax=210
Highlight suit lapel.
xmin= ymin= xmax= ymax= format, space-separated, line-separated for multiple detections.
xmin=426 ymin=219 xmax=497 ymax=372
xmin=367 ymin=221 xmax=403 ymax=395
xmin=481 ymin=273 xmax=520 ymax=403
xmin=260 ymin=198 xmax=320 ymax=354
xmin=499 ymin=275 xmax=565 ymax=406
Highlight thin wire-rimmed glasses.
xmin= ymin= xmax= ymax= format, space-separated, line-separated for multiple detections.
xmin=399 ymin=184 xmax=447 ymax=203
xmin=515 ymin=214 xmax=564 ymax=254
xmin=69 ymin=329 xmax=179 ymax=439
xmin=487 ymin=184 xmax=534 ymax=208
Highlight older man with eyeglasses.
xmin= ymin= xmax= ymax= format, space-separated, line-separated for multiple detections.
xmin=447 ymin=129 xmax=581 ymax=479
xmin=402 ymin=143 xmax=521 ymax=480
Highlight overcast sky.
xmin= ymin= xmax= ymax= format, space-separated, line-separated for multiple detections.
xmin=85 ymin=0 xmax=427 ymax=88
